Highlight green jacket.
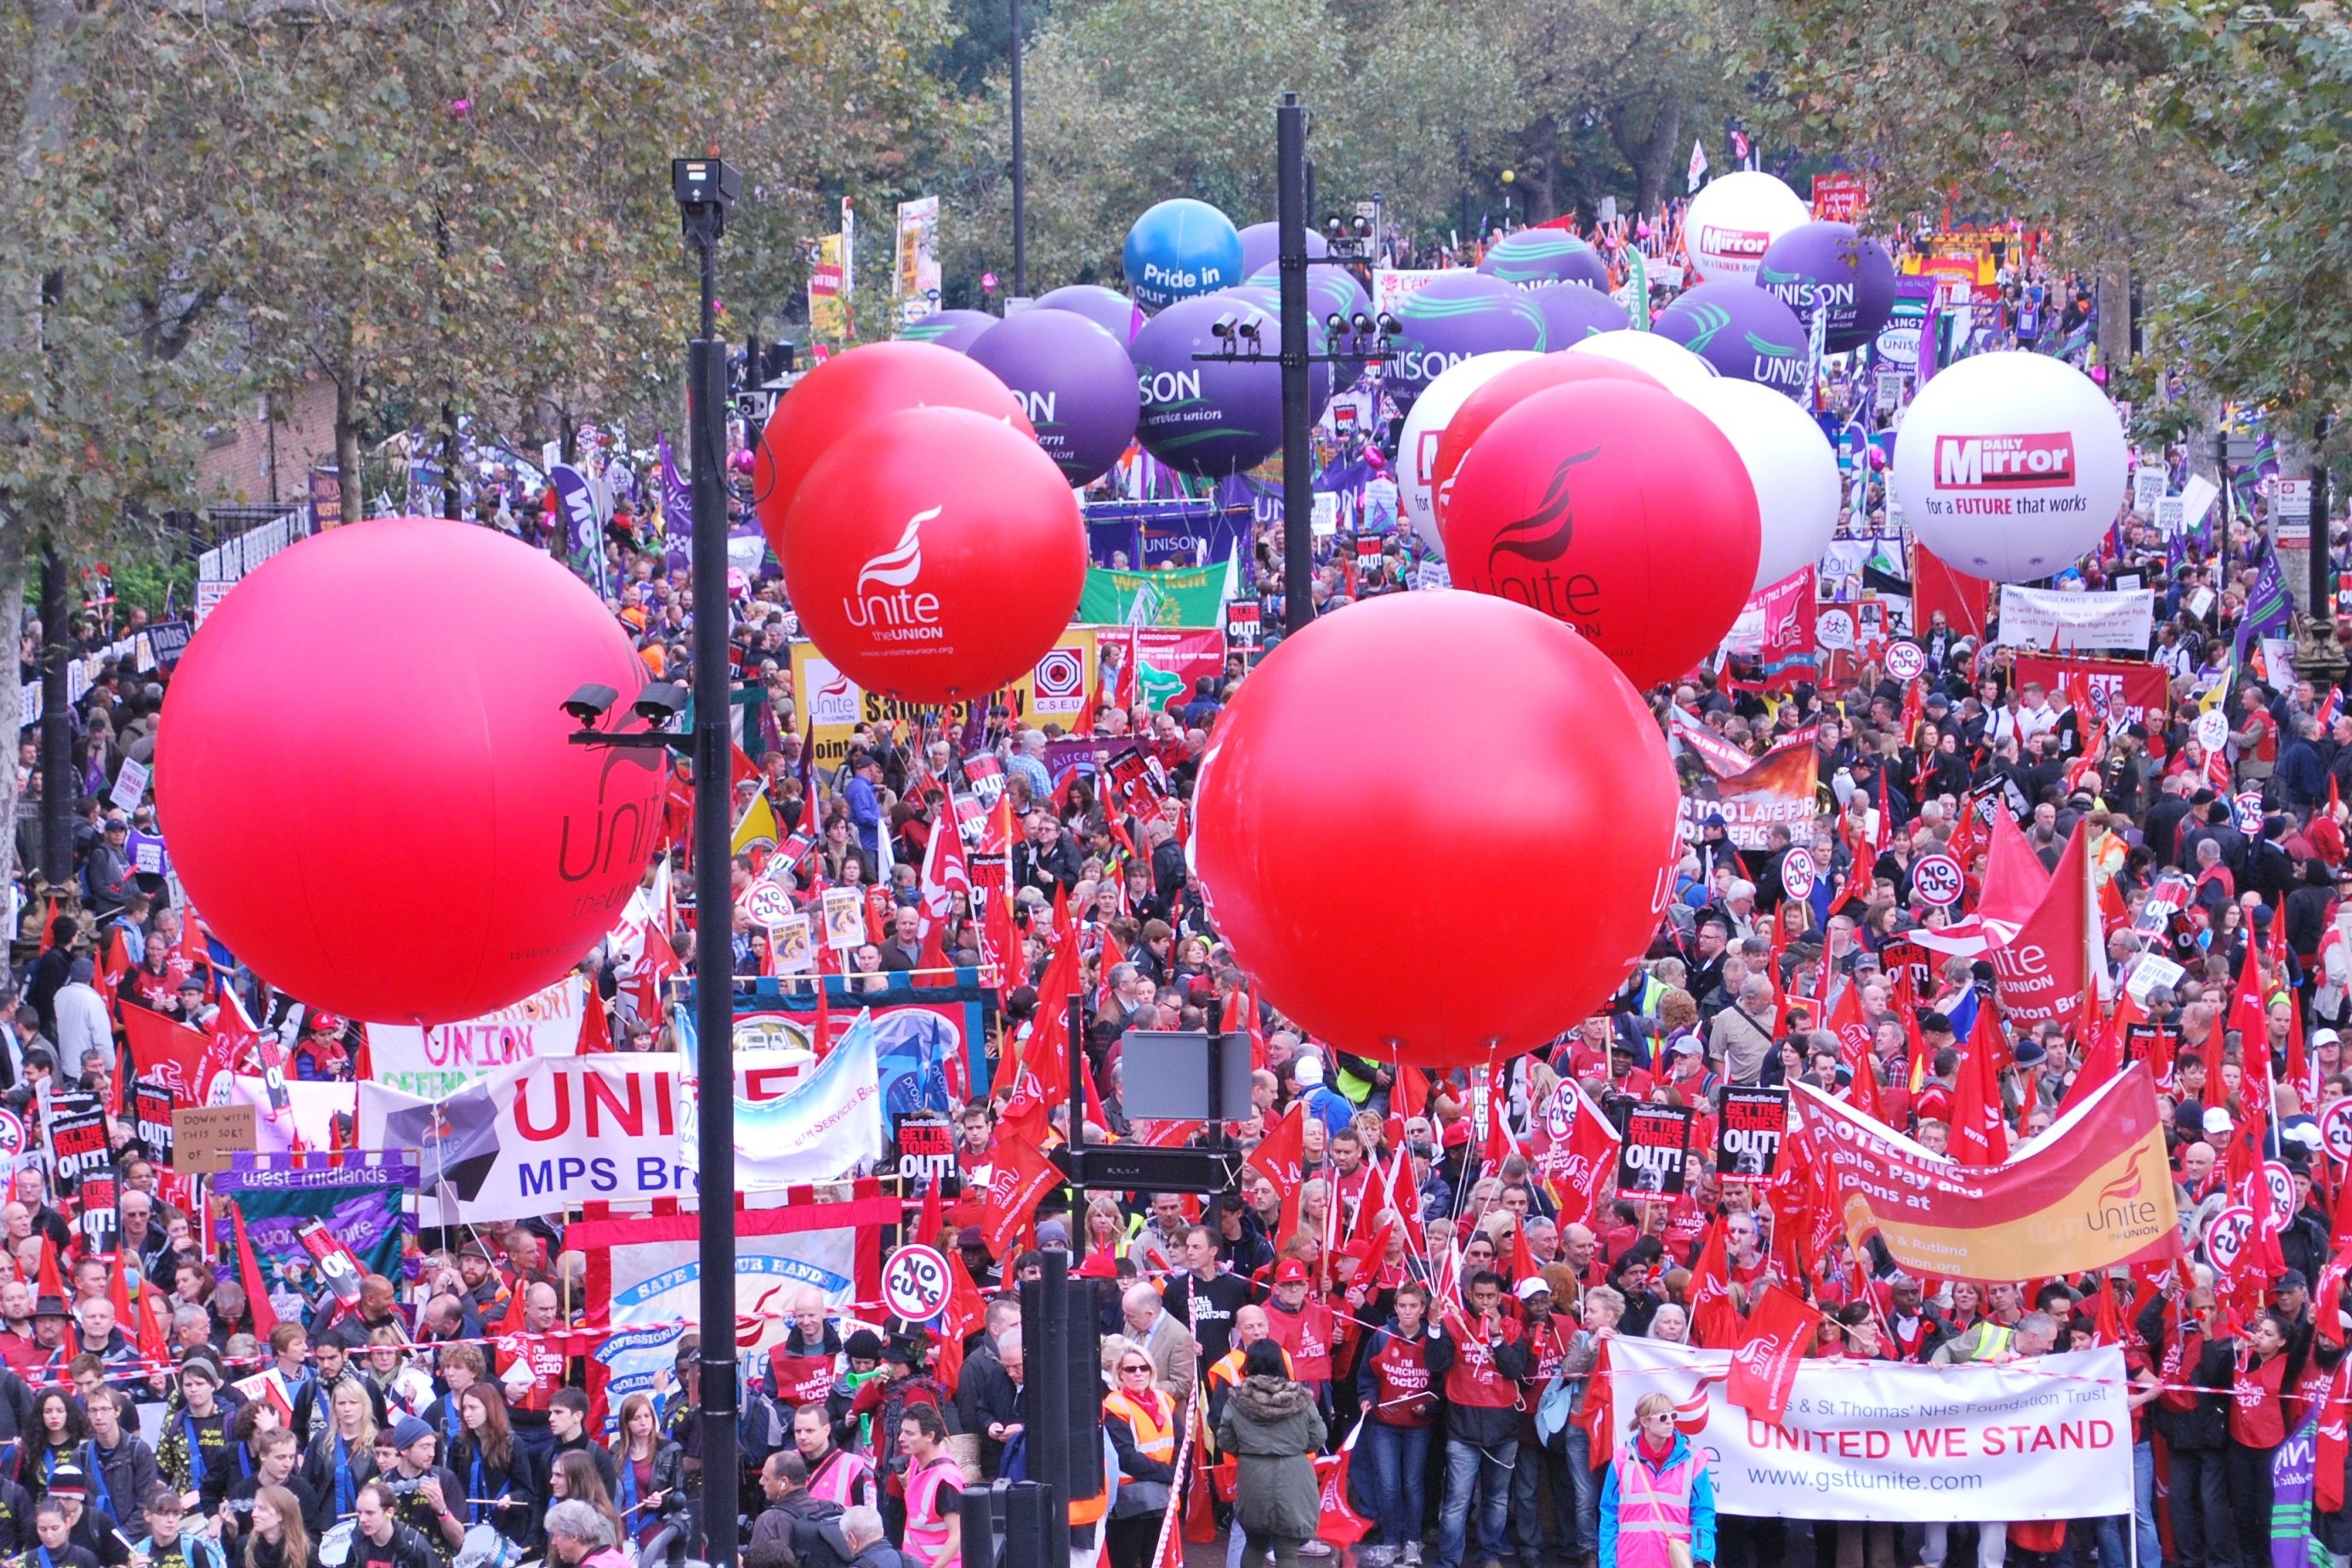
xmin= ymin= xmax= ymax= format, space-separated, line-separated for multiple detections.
xmin=1214 ymin=1376 xmax=1327 ymax=1540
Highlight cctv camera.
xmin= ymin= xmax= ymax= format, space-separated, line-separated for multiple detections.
xmin=632 ymin=682 xmax=687 ymax=726
xmin=562 ymin=684 xmax=620 ymax=727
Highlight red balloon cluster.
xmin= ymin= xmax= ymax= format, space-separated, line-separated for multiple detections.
xmin=156 ymin=520 xmax=665 ymax=1025
xmin=1429 ymin=353 xmax=1659 ymax=509
xmin=1440 ymin=378 xmax=1759 ymax=689
xmin=1191 ymin=593 xmax=1678 ymax=1068
xmin=754 ymin=341 xmax=1082 ymax=703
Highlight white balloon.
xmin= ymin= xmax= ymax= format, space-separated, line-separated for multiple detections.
xmin=1395 ymin=350 xmax=1542 ymax=559
xmin=1680 ymin=379 xmax=1842 ymax=591
xmin=1684 ymin=172 xmax=1812 ymax=284
xmin=1569 ymin=332 xmax=1719 ymax=400
xmin=1891 ymin=351 xmax=2128 ymax=583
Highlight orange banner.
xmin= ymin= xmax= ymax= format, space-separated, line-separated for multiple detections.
xmin=1789 ymin=1064 xmax=2182 ymax=1281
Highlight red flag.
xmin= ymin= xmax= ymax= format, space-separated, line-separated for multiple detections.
xmin=1182 ymin=1400 xmax=1218 ymax=1543
xmin=1688 ymin=1219 xmax=1741 ymax=1348
xmin=2315 ymin=1243 xmax=2352 ymax=1353
xmin=225 ymin=1204 xmax=280 ymax=1339
xmin=915 ymin=1174 xmax=946 ymax=1251
xmin=1828 ymin=982 xmax=1883 ymax=1121
xmin=981 ymin=1137 xmax=1061 ymax=1259
xmin=1247 ymin=1103 xmax=1308 ymax=1246
xmin=917 ymin=798 xmax=975 ymax=986
xmin=577 ymin=982 xmax=611 ymax=1054
xmin=1725 ymin=1281 xmax=1819 ymax=1423
xmin=35 ymin=1236 xmax=65 ymax=1307
xmin=1990 ymin=821 xmax=2090 ymax=1035
xmin=1392 ymin=1063 xmax=1429 ymax=1121
xmin=2321 ymin=1358 xmax=2352 ymax=1514
xmin=2224 ymin=945 xmax=2275 ymax=1112
xmin=1574 ymin=1338 xmax=1616 ymax=1457
xmin=633 ymin=918 xmax=683 ymax=1025
xmin=119 ymin=1005 xmax=213 ymax=1105
xmin=1947 ymin=1036 xmax=2010 ymax=1167
xmin=2058 ymin=1011 xmax=2121 ymax=1119
xmin=940 ymin=1241 xmax=988 ymax=1344
xmin=1313 ymin=1423 xmax=1376 ymax=1548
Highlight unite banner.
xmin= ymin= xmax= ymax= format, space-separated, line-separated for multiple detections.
xmin=364 ymin=975 xmax=585 ymax=1098
xmin=1790 ymin=1063 xmax=2183 ymax=1281
xmin=1608 ymin=1339 xmax=2133 ymax=1522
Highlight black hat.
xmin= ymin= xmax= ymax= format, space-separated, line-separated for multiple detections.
xmin=844 ymin=1329 xmax=885 ymax=1361
xmin=2012 ymin=1038 xmax=2048 ymax=1070
xmin=881 ymin=1338 xmax=919 ymax=1366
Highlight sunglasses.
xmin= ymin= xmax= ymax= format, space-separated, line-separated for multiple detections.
xmin=1120 ymin=1363 xmax=1152 ymax=1374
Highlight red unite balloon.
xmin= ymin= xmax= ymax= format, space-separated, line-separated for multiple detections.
xmin=156 ymin=520 xmax=665 ymax=1025
xmin=751 ymin=340 xmax=1035 ymax=550
xmin=1440 ymin=380 xmax=1760 ymax=690
xmin=782 ymin=406 xmax=1086 ymax=703
xmin=1429 ymin=354 xmax=1662 ymax=522
xmin=1191 ymin=593 xmax=1678 ymax=1069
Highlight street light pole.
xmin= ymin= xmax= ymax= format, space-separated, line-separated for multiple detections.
xmin=674 ymin=154 xmax=741 ymax=1568
xmin=1277 ymin=93 xmax=1312 ymax=635
xmin=1010 ymin=0 xmax=1026 ymax=298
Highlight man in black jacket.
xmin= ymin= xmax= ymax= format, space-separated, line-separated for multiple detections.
xmin=751 ymin=1451 xmax=842 ymax=1555
xmin=2139 ymin=1285 xmax=2237 ymax=1568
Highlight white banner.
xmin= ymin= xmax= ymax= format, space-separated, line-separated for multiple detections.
xmin=364 ymin=976 xmax=585 ymax=1099
xmin=1607 ymin=1339 xmax=2132 ymax=1523
xmin=1992 ymin=587 xmax=2155 ymax=653
xmin=684 ymin=1010 xmax=885 ymax=1189
xmin=355 ymin=1051 xmax=817 ymax=1224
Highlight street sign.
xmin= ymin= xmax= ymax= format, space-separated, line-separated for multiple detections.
xmin=883 ymin=1244 xmax=953 ymax=1321
xmin=1911 ymin=853 xmax=1964 ymax=908
xmin=1779 ymin=847 xmax=1818 ymax=902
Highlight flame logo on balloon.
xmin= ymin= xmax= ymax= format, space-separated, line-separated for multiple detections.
xmin=855 ymin=507 xmax=939 ymax=594
xmin=1486 ymin=446 xmax=1599 ymax=577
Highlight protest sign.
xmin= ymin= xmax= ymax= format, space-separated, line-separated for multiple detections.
xmin=581 ymin=1187 xmax=893 ymax=1435
xmin=173 ymin=1104 xmax=256 ymax=1176
xmin=895 ymin=1113 xmax=958 ymax=1196
xmin=684 ymin=1010 xmax=885 ymax=1189
xmin=134 ymin=1083 xmax=175 ymax=1167
xmin=212 ymin=1152 xmax=416 ymax=1304
xmin=787 ymin=629 xmax=1098 ymax=770
xmin=1718 ymin=1087 xmax=1790 ymax=1179
xmin=76 ymin=1171 xmax=116 ymax=1253
xmin=1079 ymin=565 xmax=1226 ymax=628
xmin=1993 ymin=588 xmax=2156 ymax=652
xmin=1790 ymin=1064 xmax=2183 ymax=1280
xmin=2012 ymin=655 xmax=2168 ymax=736
xmin=1617 ymin=1104 xmax=1694 ymax=1195
xmin=48 ymin=1105 xmax=110 ymax=1190
xmin=1679 ymin=733 xmax=1821 ymax=850
xmin=1608 ymin=1338 xmax=2133 ymax=1522
xmin=364 ymin=975 xmax=587 ymax=1098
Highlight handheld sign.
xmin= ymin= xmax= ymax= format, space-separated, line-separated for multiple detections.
xmin=2323 ymin=1098 xmax=2352 ymax=1168
xmin=1883 ymin=640 xmax=1926 ymax=681
xmin=1910 ymin=852 xmax=1964 ymax=908
xmin=883 ymin=1244 xmax=953 ymax=1321
xmin=1779 ymin=847 xmax=1818 ymax=902
xmin=1616 ymin=1104 xmax=1694 ymax=1196
xmin=1716 ymin=1087 xmax=1789 ymax=1180
xmin=2263 ymin=1161 xmax=2298 ymax=1229
xmin=2205 ymin=1204 xmax=2253 ymax=1275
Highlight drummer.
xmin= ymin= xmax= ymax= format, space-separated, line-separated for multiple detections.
xmin=342 ymin=1483 xmax=435 ymax=1568
xmin=211 ymin=1432 xmax=315 ymax=1563
xmin=372 ymin=1422 xmax=463 ymax=1566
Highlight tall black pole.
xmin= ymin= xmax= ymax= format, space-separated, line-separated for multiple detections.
xmin=688 ymin=214 xmax=741 ymax=1568
xmin=1066 ymin=991 xmax=1087 ymax=1266
xmin=1009 ymin=0 xmax=1026 ymax=298
xmin=1277 ymin=93 xmax=1313 ymax=634
xmin=37 ymin=544 xmax=70 ymax=889
xmin=2315 ymin=414 xmax=2335 ymax=622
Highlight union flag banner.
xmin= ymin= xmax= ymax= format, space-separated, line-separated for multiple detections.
xmin=1790 ymin=1063 xmax=2182 ymax=1281
xmin=1679 ymin=731 xmax=1820 ymax=851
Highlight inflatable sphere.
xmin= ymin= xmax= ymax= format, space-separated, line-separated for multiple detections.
xmin=1236 ymin=221 xmax=1330 ymax=280
xmin=1890 ymin=351 xmax=2129 ymax=582
xmin=1123 ymin=199 xmax=1245 ymax=314
xmin=1191 ymin=591 xmax=1678 ymax=1068
xmin=156 ymin=520 xmax=665 ymax=1025
xmin=1383 ymin=272 xmax=1547 ymax=410
xmin=1568 ymin=331 xmax=1719 ymax=400
xmin=1684 ymin=172 xmax=1811 ymax=283
xmin=1245 ymin=263 xmax=1378 ymax=378
xmin=1395 ymin=352 xmax=1542 ymax=560
xmin=1429 ymin=355 xmax=1665 ymax=527
xmin=1525 ymin=282 xmax=1628 ymax=348
xmin=1035 ymin=285 xmax=1145 ymax=347
xmin=968 ymin=307 xmax=1141 ymax=486
xmin=1652 ymin=282 xmax=1812 ymax=399
xmin=1477 ymin=230 xmax=1612 ymax=291
xmin=1679 ymin=378 xmax=1842 ymax=591
xmin=896 ymin=310 xmax=998 ymax=353
xmin=1441 ymin=379 xmax=1761 ymax=688
xmin=781 ymin=406 xmax=1085 ymax=703
xmin=1129 ymin=291 xmax=1329 ymax=477
xmin=1758 ymin=222 xmax=1898 ymax=355
xmin=753 ymin=342 xmax=1031 ymax=547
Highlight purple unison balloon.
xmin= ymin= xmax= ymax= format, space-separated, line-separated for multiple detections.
xmin=1524 ymin=281 xmax=1628 ymax=346
xmin=1236 ymin=222 xmax=1330 ymax=280
xmin=1652 ymin=281 xmax=1812 ymax=398
xmin=1035 ymin=284 xmax=1145 ymax=347
xmin=1476 ymin=230 xmax=1612 ymax=292
xmin=1246 ymin=262 xmax=1376 ymax=378
xmin=1383 ymin=272 xmax=1546 ymax=408
xmin=968 ymin=307 xmax=1141 ymax=486
xmin=896 ymin=309 xmax=998 ymax=353
xmin=1757 ymin=221 xmax=1897 ymax=353
xmin=1129 ymin=290 xmax=1330 ymax=477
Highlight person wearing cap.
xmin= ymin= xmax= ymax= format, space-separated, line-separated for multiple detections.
xmin=1506 ymin=1275 xmax=1574 ymax=1568
xmin=1289 ymin=1055 xmax=1355 ymax=1140
xmin=1262 ymin=1261 xmax=1335 ymax=1414
xmin=42 ymin=1463 xmax=129 ymax=1567
xmin=155 ymin=1356 xmax=234 ymax=1517
xmin=1431 ymin=1270 xmax=1529 ymax=1568
xmin=374 ymin=1415 xmax=463 ymax=1558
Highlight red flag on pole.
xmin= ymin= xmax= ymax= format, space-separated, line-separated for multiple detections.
xmin=1687 ymin=1219 xmax=1741 ymax=1348
xmin=1725 ymin=1281 xmax=1820 ymax=1423
xmin=1948 ymin=1037 xmax=2010 ymax=1167
xmin=225 ymin=1204 xmax=280 ymax=1339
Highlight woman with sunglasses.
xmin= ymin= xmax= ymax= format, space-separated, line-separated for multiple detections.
xmin=1101 ymin=1338 xmax=1179 ymax=1568
xmin=1599 ymin=1392 xmax=1716 ymax=1568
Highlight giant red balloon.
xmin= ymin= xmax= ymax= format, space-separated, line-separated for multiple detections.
xmin=1429 ymin=354 xmax=1661 ymax=526
xmin=1192 ymin=593 xmax=1677 ymax=1069
xmin=751 ymin=340 xmax=1033 ymax=551
xmin=1441 ymin=381 xmax=1759 ymax=689
xmin=155 ymin=520 xmax=664 ymax=1025
xmin=781 ymin=406 xmax=1085 ymax=703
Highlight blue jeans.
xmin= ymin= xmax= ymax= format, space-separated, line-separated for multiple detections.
xmin=1563 ymin=1429 xmax=1599 ymax=1555
xmin=2094 ymin=1441 xmax=2158 ymax=1568
xmin=1437 ymin=1437 xmax=1515 ymax=1568
xmin=1509 ymin=1440 xmax=1572 ymax=1563
xmin=1364 ymin=1421 xmax=1432 ymax=1551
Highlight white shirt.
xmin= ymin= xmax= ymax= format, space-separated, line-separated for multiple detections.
xmin=52 ymin=982 xmax=113 ymax=1086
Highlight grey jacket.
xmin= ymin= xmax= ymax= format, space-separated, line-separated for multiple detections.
xmin=1214 ymin=1375 xmax=1327 ymax=1541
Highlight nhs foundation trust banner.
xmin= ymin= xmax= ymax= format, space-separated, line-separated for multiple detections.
xmin=1610 ymin=1340 xmax=2133 ymax=1522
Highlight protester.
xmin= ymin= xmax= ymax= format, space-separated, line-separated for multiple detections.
xmin=1216 ymin=1343 xmax=1326 ymax=1568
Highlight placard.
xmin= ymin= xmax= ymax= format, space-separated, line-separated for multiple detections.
xmin=1717 ymin=1087 xmax=1789 ymax=1179
xmin=1616 ymin=1103 xmax=1694 ymax=1195
xmin=894 ymin=1112 xmax=957 ymax=1196
xmin=109 ymin=758 xmax=151 ymax=814
xmin=134 ymin=1083 xmax=176 ymax=1167
xmin=48 ymin=1106 xmax=110 ymax=1190
xmin=821 ymin=886 xmax=867 ymax=952
xmin=173 ymin=1103 xmax=258 ymax=1176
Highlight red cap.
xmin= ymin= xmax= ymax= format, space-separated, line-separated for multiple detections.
xmin=1274 ymin=1259 xmax=1310 ymax=1284
xmin=1441 ymin=1119 xmax=1471 ymax=1148
xmin=1074 ymin=1253 xmax=1119 ymax=1280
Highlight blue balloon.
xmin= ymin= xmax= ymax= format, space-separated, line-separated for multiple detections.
xmin=1477 ymin=230 xmax=1612 ymax=292
xmin=1123 ymin=200 xmax=1245 ymax=315
xmin=1236 ymin=222 xmax=1329 ymax=280
xmin=1383 ymin=273 xmax=1546 ymax=408
xmin=1524 ymin=282 xmax=1628 ymax=347
xmin=896 ymin=309 xmax=998 ymax=353
xmin=1035 ymin=284 xmax=1145 ymax=346
xmin=1129 ymin=290 xmax=1330 ymax=477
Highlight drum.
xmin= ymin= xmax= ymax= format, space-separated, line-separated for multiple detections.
xmin=319 ymin=1522 xmax=357 ymax=1568
xmin=456 ymin=1522 xmax=520 ymax=1568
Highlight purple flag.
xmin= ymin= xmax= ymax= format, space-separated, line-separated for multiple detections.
xmin=658 ymin=433 xmax=692 ymax=572
xmin=548 ymin=463 xmax=602 ymax=582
